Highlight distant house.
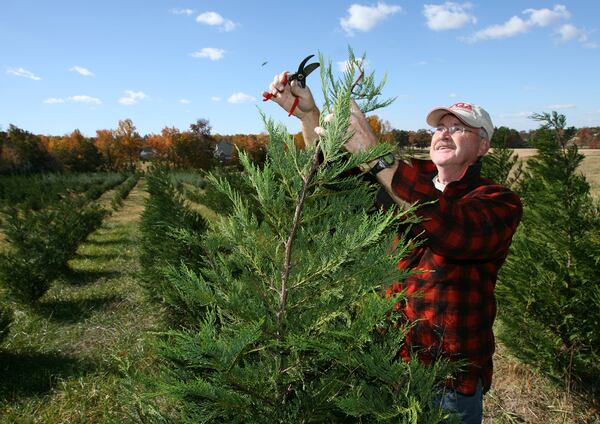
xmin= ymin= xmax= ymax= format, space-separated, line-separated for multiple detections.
xmin=214 ymin=141 xmax=234 ymax=162
xmin=140 ymin=147 xmax=158 ymax=161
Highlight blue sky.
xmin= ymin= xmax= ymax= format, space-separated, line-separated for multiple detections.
xmin=1 ymin=1 xmax=599 ymax=137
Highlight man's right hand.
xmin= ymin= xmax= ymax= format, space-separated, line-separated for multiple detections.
xmin=263 ymin=71 xmax=318 ymax=120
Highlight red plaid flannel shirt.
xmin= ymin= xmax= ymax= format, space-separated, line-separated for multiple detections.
xmin=385 ymin=158 xmax=522 ymax=395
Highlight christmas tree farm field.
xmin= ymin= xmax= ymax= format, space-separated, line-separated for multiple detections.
xmin=0 ymin=179 xmax=172 ymax=423
xmin=0 ymin=171 xmax=596 ymax=422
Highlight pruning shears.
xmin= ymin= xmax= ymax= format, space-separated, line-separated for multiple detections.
xmin=262 ymin=54 xmax=320 ymax=116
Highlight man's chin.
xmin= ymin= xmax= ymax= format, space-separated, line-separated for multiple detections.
xmin=430 ymin=152 xmax=456 ymax=166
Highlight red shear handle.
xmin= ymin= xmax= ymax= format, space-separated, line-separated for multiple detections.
xmin=288 ymin=97 xmax=299 ymax=116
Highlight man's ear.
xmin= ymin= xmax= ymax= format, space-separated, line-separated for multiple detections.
xmin=478 ymin=137 xmax=490 ymax=157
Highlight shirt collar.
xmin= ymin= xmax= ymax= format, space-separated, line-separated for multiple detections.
xmin=433 ymin=175 xmax=446 ymax=192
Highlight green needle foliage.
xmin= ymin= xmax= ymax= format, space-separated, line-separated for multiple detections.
xmin=0 ymin=195 xmax=106 ymax=304
xmin=154 ymin=51 xmax=451 ymax=423
xmin=111 ymin=172 xmax=141 ymax=210
xmin=481 ymin=130 xmax=522 ymax=189
xmin=139 ymin=165 xmax=207 ymax=326
xmin=497 ymin=111 xmax=600 ymax=397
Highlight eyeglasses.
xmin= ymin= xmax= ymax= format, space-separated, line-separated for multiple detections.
xmin=430 ymin=125 xmax=475 ymax=136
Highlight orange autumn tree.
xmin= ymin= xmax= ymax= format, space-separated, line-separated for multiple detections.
xmin=114 ymin=119 xmax=142 ymax=170
xmin=41 ymin=129 xmax=101 ymax=172
xmin=95 ymin=129 xmax=117 ymax=170
xmin=366 ymin=115 xmax=396 ymax=145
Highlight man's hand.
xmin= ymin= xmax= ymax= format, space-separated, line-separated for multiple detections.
xmin=263 ymin=71 xmax=321 ymax=146
xmin=263 ymin=71 xmax=318 ymax=120
xmin=315 ymin=99 xmax=378 ymax=154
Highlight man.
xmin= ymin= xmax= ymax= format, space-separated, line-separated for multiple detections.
xmin=264 ymin=72 xmax=522 ymax=423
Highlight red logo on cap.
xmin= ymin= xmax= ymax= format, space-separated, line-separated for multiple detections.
xmin=449 ymin=102 xmax=472 ymax=111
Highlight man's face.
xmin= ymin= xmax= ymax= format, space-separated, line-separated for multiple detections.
xmin=429 ymin=113 xmax=489 ymax=169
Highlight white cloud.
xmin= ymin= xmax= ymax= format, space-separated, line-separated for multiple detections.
xmin=556 ymin=24 xmax=598 ymax=48
xmin=557 ymin=23 xmax=581 ymax=41
xmin=340 ymin=2 xmax=402 ymax=35
xmin=466 ymin=16 xmax=529 ymax=42
xmin=523 ymin=4 xmax=570 ymax=27
xmin=69 ymin=66 xmax=94 ymax=77
xmin=449 ymin=92 xmax=457 ymax=98
xmin=336 ymin=58 xmax=369 ymax=72
xmin=423 ymin=2 xmax=476 ymax=31
xmin=227 ymin=92 xmax=255 ymax=104
xmin=464 ymin=5 xmax=571 ymax=43
xmin=69 ymin=95 xmax=102 ymax=105
xmin=546 ymin=103 xmax=576 ymax=110
xmin=211 ymin=96 xmax=222 ymax=102
xmin=43 ymin=95 xmax=101 ymax=105
xmin=196 ymin=11 xmax=237 ymax=31
xmin=44 ymin=98 xmax=65 ymax=104
xmin=118 ymin=90 xmax=148 ymax=106
xmin=172 ymin=8 xmax=194 ymax=16
xmin=6 ymin=67 xmax=41 ymax=80
xmin=190 ymin=47 xmax=226 ymax=61
xmin=179 ymin=98 xmax=191 ymax=104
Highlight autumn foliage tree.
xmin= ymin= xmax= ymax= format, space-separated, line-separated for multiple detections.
xmin=114 ymin=119 xmax=143 ymax=170
xmin=409 ymin=129 xmax=431 ymax=148
xmin=42 ymin=130 xmax=102 ymax=172
xmin=95 ymin=129 xmax=118 ymax=170
xmin=0 ymin=125 xmax=57 ymax=174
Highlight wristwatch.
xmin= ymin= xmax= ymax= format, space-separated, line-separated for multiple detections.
xmin=368 ymin=153 xmax=396 ymax=176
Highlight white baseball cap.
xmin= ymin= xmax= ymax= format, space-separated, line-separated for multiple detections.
xmin=426 ymin=102 xmax=494 ymax=140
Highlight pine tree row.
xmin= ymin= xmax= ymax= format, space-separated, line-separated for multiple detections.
xmin=0 ymin=172 xmax=126 ymax=211
xmin=139 ymin=165 xmax=208 ymax=327
xmin=0 ymin=194 xmax=107 ymax=304
xmin=111 ymin=172 xmax=142 ymax=210
xmin=0 ymin=172 xmax=134 ymax=339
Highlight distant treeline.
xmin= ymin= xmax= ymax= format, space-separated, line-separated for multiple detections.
xmin=1 ymin=115 xmax=598 ymax=175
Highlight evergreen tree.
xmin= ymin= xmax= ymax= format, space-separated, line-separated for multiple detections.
xmin=496 ymin=111 xmax=600 ymax=397
xmin=153 ymin=51 xmax=452 ymax=423
xmin=481 ymin=127 xmax=522 ymax=188
xmin=0 ymin=195 xmax=106 ymax=304
xmin=139 ymin=166 xmax=208 ymax=325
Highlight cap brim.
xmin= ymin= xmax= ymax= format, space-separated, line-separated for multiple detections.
xmin=426 ymin=107 xmax=472 ymax=128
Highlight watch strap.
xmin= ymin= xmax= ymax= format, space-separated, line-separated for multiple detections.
xmin=368 ymin=153 xmax=396 ymax=176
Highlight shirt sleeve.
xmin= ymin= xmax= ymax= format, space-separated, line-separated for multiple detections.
xmin=391 ymin=161 xmax=522 ymax=261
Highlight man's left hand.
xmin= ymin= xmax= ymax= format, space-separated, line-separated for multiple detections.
xmin=315 ymin=99 xmax=378 ymax=154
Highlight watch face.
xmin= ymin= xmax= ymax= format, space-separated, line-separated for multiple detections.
xmin=382 ymin=153 xmax=395 ymax=166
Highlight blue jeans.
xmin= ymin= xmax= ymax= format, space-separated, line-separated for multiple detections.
xmin=435 ymin=379 xmax=483 ymax=424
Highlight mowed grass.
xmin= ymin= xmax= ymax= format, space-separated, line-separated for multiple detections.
xmin=0 ymin=179 xmax=172 ymax=423
xmin=484 ymin=329 xmax=599 ymax=423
